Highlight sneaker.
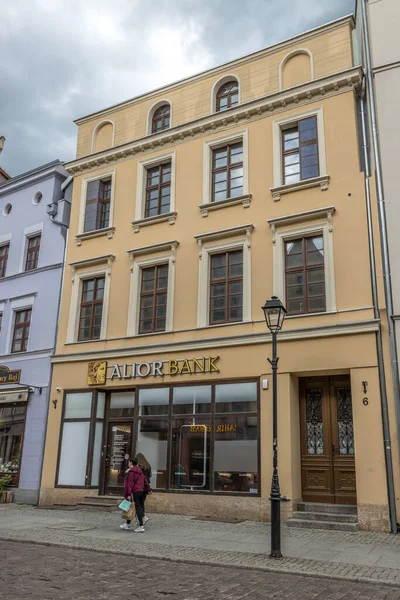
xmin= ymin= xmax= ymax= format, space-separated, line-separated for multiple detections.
xmin=120 ymin=523 xmax=130 ymax=530
xmin=143 ymin=516 xmax=149 ymax=525
xmin=134 ymin=525 xmax=145 ymax=532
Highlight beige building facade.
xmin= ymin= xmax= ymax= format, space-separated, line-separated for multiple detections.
xmin=40 ymin=15 xmax=399 ymax=532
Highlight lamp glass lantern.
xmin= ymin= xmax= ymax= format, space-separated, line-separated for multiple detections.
xmin=262 ymin=296 xmax=287 ymax=333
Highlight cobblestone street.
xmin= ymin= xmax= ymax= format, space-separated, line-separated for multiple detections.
xmin=2 ymin=540 xmax=400 ymax=600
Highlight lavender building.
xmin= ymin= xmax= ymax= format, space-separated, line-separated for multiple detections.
xmin=0 ymin=160 xmax=70 ymax=504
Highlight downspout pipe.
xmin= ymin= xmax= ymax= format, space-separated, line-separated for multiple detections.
xmin=360 ymin=0 xmax=400 ymax=462
xmin=37 ymin=194 xmax=70 ymax=503
xmin=359 ymin=92 xmax=397 ymax=533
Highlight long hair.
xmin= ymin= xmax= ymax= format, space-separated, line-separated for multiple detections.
xmin=135 ymin=452 xmax=151 ymax=471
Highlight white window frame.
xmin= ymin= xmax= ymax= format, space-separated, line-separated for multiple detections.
xmin=273 ymin=221 xmax=336 ymax=315
xmin=66 ymin=266 xmax=111 ymax=343
xmin=78 ymin=169 xmax=116 ymax=235
xmin=127 ymin=252 xmax=176 ymax=336
xmin=6 ymin=294 xmax=36 ymax=354
xmin=202 ymin=129 xmax=249 ymax=206
xmin=19 ymin=223 xmax=43 ymax=273
xmin=210 ymin=74 xmax=241 ymax=113
xmin=135 ymin=151 xmax=176 ymax=222
xmin=197 ymin=237 xmax=251 ymax=328
xmin=272 ymin=107 xmax=327 ymax=188
xmin=146 ymin=100 xmax=172 ymax=136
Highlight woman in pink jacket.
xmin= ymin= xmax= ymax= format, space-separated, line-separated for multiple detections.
xmin=120 ymin=458 xmax=151 ymax=532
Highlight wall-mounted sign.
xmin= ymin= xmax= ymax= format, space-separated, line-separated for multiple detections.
xmin=0 ymin=366 xmax=21 ymax=385
xmin=0 ymin=391 xmax=28 ymax=404
xmin=87 ymin=357 xmax=220 ymax=386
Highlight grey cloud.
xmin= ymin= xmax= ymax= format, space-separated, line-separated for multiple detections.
xmin=0 ymin=0 xmax=354 ymax=176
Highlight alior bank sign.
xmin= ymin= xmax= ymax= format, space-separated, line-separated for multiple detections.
xmin=87 ymin=356 xmax=220 ymax=386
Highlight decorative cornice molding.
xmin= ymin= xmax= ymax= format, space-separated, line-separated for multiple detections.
xmin=127 ymin=241 xmax=179 ymax=271
xmin=51 ymin=318 xmax=379 ymax=364
xmin=70 ymin=254 xmax=115 ymax=282
xmin=199 ymin=194 xmax=252 ymax=217
xmin=131 ymin=211 xmax=177 ymax=233
xmin=270 ymin=175 xmax=330 ymax=201
xmin=75 ymin=226 xmax=115 ymax=246
xmin=195 ymin=224 xmax=254 ymax=259
xmin=66 ymin=67 xmax=362 ymax=177
xmin=268 ymin=206 xmax=335 ymax=244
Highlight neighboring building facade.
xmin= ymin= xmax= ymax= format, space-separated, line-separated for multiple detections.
xmin=0 ymin=161 xmax=70 ymax=504
xmin=40 ymin=15 xmax=398 ymax=531
xmin=363 ymin=0 xmax=400 ymax=473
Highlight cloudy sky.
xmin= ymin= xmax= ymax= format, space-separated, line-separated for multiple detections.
xmin=1 ymin=0 xmax=354 ymax=177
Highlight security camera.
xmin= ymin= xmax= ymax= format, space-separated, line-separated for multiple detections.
xmin=56 ymin=387 xmax=62 ymax=392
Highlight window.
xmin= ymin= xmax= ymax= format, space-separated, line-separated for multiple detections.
xmin=84 ymin=179 xmax=111 ymax=232
xmin=57 ymin=392 xmax=105 ymax=487
xmin=25 ymin=235 xmax=41 ymax=271
xmin=0 ymin=243 xmax=9 ymax=278
xmin=216 ymin=80 xmax=239 ymax=112
xmin=78 ymin=277 xmax=105 ymax=341
xmin=11 ymin=308 xmax=31 ymax=353
xmin=139 ymin=264 xmax=168 ymax=334
xmin=285 ymin=235 xmax=325 ymax=314
xmin=210 ymin=250 xmax=243 ymax=324
xmin=145 ymin=163 xmax=171 ymax=217
xmin=0 ymin=404 xmax=27 ymax=482
xmin=152 ymin=104 xmax=170 ymax=133
xmin=212 ymin=143 xmax=243 ymax=202
xmin=282 ymin=116 xmax=319 ymax=185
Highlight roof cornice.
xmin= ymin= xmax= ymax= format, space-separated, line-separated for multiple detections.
xmin=66 ymin=66 xmax=362 ymax=177
xmin=0 ymin=162 xmax=68 ymax=196
xmin=74 ymin=15 xmax=355 ymax=125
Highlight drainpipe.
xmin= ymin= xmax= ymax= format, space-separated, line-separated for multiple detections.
xmin=359 ymin=91 xmax=397 ymax=533
xmin=360 ymin=1 xmax=400 ymax=463
xmin=37 ymin=199 xmax=70 ymax=504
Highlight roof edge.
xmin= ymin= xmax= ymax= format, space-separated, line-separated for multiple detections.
xmin=74 ymin=13 xmax=355 ymax=126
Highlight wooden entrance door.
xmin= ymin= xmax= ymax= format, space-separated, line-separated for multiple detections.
xmin=300 ymin=376 xmax=356 ymax=505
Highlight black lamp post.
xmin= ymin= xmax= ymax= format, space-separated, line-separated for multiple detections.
xmin=261 ymin=296 xmax=287 ymax=559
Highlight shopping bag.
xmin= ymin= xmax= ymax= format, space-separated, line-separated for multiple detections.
xmin=119 ymin=499 xmax=131 ymax=511
xmin=121 ymin=504 xmax=136 ymax=521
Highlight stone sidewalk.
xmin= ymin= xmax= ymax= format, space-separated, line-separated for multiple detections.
xmin=0 ymin=505 xmax=399 ymax=587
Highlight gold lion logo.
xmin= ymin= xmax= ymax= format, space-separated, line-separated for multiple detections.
xmin=88 ymin=361 xmax=107 ymax=386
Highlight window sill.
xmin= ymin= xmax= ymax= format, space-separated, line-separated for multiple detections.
xmin=285 ymin=310 xmax=336 ymax=320
xmin=199 ymin=194 xmax=252 ymax=217
xmin=270 ymin=175 xmax=330 ymax=201
xmin=132 ymin=212 xmax=177 ymax=233
xmin=75 ymin=227 xmax=115 ymax=246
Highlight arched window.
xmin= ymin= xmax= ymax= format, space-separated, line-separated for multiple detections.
xmin=152 ymin=104 xmax=171 ymax=133
xmin=216 ymin=80 xmax=239 ymax=112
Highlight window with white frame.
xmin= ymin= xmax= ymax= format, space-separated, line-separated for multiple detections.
xmin=78 ymin=171 xmax=116 ymax=235
xmin=196 ymin=226 xmax=252 ymax=328
xmin=272 ymin=108 xmax=327 ymax=190
xmin=135 ymin=152 xmax=176 ymax=223
xmin=67 ymin=257 xmax=114 ymax=343
xmin=127 ymin=244 xmax=177 ymax=336
xmin=5 ymin=295 xmax=35 ymax=354
xmin=203 ymin=131 xmax=248 ymax=206
xmin=271 ymin=214 xmax=336 ymax=316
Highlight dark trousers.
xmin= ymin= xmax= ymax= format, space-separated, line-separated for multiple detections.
xmin=133 ymin=491 xmax=145 ymax=526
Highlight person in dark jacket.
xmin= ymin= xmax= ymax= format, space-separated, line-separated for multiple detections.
xmin=121 ymin=458 xmax=150 ymax=532
xmin=135 ymin=453 xmax=152 ymax=524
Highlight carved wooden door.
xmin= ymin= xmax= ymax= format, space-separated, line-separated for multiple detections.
xmin=300 ymin=376 xmax=356 ymax=505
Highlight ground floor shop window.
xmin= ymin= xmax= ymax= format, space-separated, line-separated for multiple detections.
xmin=0 ymin=404 xmax=26 ymax=483
xmin=57 ymin=391 xmax=105 ymax=487
xmin=56 ymin=380 xmax=259 ymax=496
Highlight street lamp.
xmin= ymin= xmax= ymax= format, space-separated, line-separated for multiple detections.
xmin=261 ymin=296 xmax=287 ymax=558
